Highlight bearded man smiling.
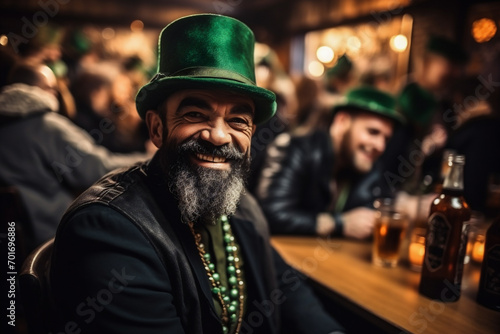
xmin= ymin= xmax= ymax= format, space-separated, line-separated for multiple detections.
xmin=49 ymin=13 xmax=344 ymax=334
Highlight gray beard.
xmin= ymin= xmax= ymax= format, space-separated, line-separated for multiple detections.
xmin=161 ymin=139 xmax=249 ymax=225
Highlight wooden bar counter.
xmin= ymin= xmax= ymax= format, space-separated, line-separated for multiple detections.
xmin=271 ymin=236 xmax=500 ymax=334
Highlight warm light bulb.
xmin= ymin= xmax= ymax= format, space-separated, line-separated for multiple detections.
xmin=130 ymin=20 xmax=144 ymax=32
xmin=0 ymin=35 xmax=8 ymax=46
xmin=101 ymin=27 xmax=115 ymax=40
xmin=308 ymin=61 xmax=324 ymax=77
xmin=316 ymin=46 xmax=334 ymax=63
xmin=472 ymin=18 xmax=497 ymax=43
xmin=347 ymin=36 xmax=361 ymax=52
xmin=390 ymin=34 xmax=408 ymax=52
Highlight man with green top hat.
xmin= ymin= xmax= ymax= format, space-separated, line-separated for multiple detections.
xmin=257 ymin=85 xmax=405 ymax=238
xmin=50 ymin=13 xmax=344 ymax=334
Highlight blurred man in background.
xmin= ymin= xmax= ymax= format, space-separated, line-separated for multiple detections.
xmin=0 ymin=62 xmax=151 ymax=249
xmin=257 ymin=86 xmax=405 ymax=239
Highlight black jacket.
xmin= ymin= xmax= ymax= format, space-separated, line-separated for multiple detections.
xmin=50 ymin=153 xmax=344 ymax=334
xmin=257 ymin=130 xmax=389 ymax=235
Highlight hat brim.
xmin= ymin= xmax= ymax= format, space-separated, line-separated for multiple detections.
xmin=135 ymin=76 xmax=277 ymax=125
xmin=332 ymin=102 xmax=406 ymax=125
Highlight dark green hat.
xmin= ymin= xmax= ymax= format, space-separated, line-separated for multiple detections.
xmin=326 ymin=54 xmax=353 ymax=79
xmin=135 ymin=14 xmax=277 ymax=124
xmin=426 ymin=35 xmax=469 ymax=64
xmin=397 ymin=82 xmax=437 ymax=127
xmin=332 ymin=86 xmax=405 ymax=125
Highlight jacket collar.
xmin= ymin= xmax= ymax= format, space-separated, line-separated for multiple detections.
xmin=0 ymin=83 xmax=58 ymax=118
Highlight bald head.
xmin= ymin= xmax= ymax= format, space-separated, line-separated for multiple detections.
xmin=7 ymin=62 xmax=58 ymax=96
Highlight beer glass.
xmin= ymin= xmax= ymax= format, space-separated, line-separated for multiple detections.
xmin=372 ymin=198 xmax=409 ymax=268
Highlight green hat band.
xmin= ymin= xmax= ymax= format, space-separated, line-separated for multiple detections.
xmin=332 ymin=86 xmax=405 ymax=125
xmin=160 ymin=67 xmax=255 ymax=86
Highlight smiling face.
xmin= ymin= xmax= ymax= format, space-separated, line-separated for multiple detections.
xmin=145 ymin=89 xmax=256 ymax=224
xmin=332 ymin=111 xmax=394 ymax=174
xmin=148 ymin=89 xmax=256 ymax=167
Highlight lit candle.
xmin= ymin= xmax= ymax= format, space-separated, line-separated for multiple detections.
xmin=409 ymin=236 xmax=426 ymax=271
xmin=472 ymin=234 xmax=485 ymax=263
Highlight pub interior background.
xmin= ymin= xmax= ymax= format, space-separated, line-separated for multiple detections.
xmin=1 ymin=0 xmax=500 ymax=333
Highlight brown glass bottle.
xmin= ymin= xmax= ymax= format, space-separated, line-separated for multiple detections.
xmin=419 ymin=154 xmax=471 ymax=302
xmin=477 ymin=216 xmax=500 ymax=311
xmin=433 ymin=150 xmax=456 ymax=194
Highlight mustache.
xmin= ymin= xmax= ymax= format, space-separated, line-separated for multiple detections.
xmin=177 ymin=139 xmax=246 ymax=161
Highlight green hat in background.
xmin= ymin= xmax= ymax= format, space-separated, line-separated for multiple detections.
xmin=332 ymin=86 xmax=405 ymax=125
xmin=326 ymin=54 xmax=353 ymax=79
xmin=135 ymin=13 xmax=277 ymax=124
xmin=397 ymin=82 xmax=437 ymax=127
xmin=426 ymin=35 xmax=469 ymax=64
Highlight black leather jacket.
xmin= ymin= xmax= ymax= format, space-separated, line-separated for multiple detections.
xmin=256 ymin=130 xmax=390 ymax=235
xmin=51 ymin=154 xmax=344 ymax=333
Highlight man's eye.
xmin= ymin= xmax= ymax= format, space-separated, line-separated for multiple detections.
xmin=183 ymin=112 xmax=205 ymax=120
xmin=230 ymin=118 xmax=247 ymax=124
xmin=229 ymin=117 xmax=251 ymax=128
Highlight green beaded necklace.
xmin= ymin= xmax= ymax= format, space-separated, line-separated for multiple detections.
xmin=188 ymin=215 xmax=244 ymax=334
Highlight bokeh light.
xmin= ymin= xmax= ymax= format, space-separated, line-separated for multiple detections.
xmin=101 ymin=27 xmax=115 ymax=40
xmin=316 ymin=46 xmax=334 ymax=63
xmin=130 ymin=20 xmax=144 ymax=32
xmin=472 ymin=18 xmax=497 ymax=43
xmin=346 ymin=36 xmax=361 ymax=52
xmin=308 ymin=60 xmax=324 ymax=77
xmin=390 ymin=34 xmax=408 ymax=52
xmin=0 ymin=35 xmax=8 ymax=46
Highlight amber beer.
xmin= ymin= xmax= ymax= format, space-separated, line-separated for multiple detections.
xmin=373 ymin=199 xmax=408 ymax=267
xmin=477 ymin=216 xmax=500 ymax=311
xmin=419 ymin=154 xmax=470 ymax=301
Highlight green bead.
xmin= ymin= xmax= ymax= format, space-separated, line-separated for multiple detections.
xmin=203 ymin=253 xmax=211 ymax=261
xmin=227 ymin=265 xmax=236 ymax=274
xmin=227 ymin=255 xmax=234 ymax=262
xmin=223 ymin=223 xmax=230 ymax=232
xmin=231 ymin=300 xmax=238 ymax=307
xmin=212 ymin=273 xmax=220 ymax=281
xmin=208 ymin=263 xmax=215 ymax=271
xmin=230 ymin=288 xmax=239 ymax=298
xmin=230 ymin=313 xmax=237 ymax=322
xmin=224 ymin=234 xmax=231 ymax=243
xmin=226 ymin=245 xmax=233 ymax=253
xmin=221 ymin=215 xmax=228 ymax=222
xmin=228 ymin=276 xmax=237 ymax=286
xmin=223 ymin=296 xmax=230 ymax=303
xmin=228 ymin=305 xmax=237 ymax=313
xmin=212 ymin=287 xmax=220 ymax=294
xmin=222 ymin=326 xmax=228 ymax=334
xmin=220 ymin=286 xmax=227 ymax=293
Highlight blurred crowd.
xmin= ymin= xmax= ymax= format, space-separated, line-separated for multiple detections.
xmin=249 ymin=35 xmax=500 ymax=240
xmin=1 ymin=22 xmax=500 ymax=259
xmin=0 ymin=24 xmax=155 ymax=258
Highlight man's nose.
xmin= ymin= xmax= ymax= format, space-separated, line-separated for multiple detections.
xmin=200 ymin=119 xmax=231 ymax=146
xmin=373 ymin=136 xmax=386 ymax=153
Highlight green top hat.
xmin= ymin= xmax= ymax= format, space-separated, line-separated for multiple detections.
xmin=426 ymin=35 xmax=469 ymax=64
xmin=397 ymin=82 xmax=437 ymax=127
xmin=326 ymin=54 xmax=353 ymax=79
xmin=135 ymin=14 xmax=277 ymax=124
xmin=332 ymin=86 xmax=405 ymax=125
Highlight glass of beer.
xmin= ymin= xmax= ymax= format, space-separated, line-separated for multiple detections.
xmin=372 ymin=198 xmax=409 ymax=268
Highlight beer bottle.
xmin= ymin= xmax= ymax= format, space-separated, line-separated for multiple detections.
xmin=433 ymin=150 xmax=456 ymax=194
xmin=477 ymin=216 xmax=500 ymax=311
xmin=419 ymin=154 xmax=470 ymax=301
